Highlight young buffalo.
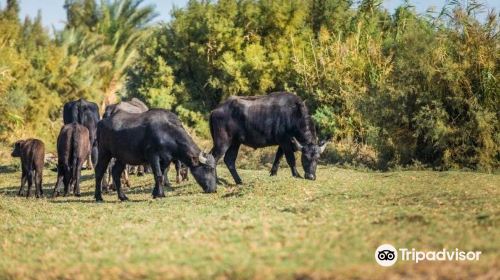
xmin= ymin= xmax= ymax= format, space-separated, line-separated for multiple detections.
xmin=52 ymin=123 xmax=91 ymax=197
xmin=11 ymin=139 xmax=45 ymax=198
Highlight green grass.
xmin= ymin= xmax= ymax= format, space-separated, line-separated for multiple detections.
xmin=0 ymin=164 xmax=498 ymax=279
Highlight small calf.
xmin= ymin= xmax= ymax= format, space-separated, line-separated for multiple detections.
xmin=11 ymin=139 xmax=45 ymax=198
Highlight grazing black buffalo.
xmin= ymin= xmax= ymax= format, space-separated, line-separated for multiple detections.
xmin=11 ymin=139 xmax=45 ymax=198
xmin=94 ymin=109 xmax=217 ymax=201
xmin=210 ymin=92 xmax=328 ymax=184
xmin=52 ymin=123 xmax=91 ymax=197
xmin=63 ymin=98 xmax=100 ymax=169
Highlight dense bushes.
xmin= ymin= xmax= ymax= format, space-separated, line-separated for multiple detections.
xmin=127 ymin=0 xmax=498 ymax=170
xmin=1 ymin=0 xmax=498 ymax=170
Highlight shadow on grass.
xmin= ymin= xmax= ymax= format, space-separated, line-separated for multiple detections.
xmin=0 ymin=165 xmax=18 ymax=174
xmin=216 ymin=176 xmax=233 ymax=186
xmin=222 ymin=190 xmax=245 ymax=198
xmin=1 ymin=182 xmax=57 ymax=197
xmin=49 ymin=198 xmax=148 ymax=204
xmin=1 ymin=177 xmax=209 ymax=202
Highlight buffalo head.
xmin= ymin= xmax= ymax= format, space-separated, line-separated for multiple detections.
xmin=190 ymin=152 xmax=217 ymax=193
xmin=291 ymin=137 xmax=328 ymax=180
xmin=11 ymin=140 xmax=25 ymax=157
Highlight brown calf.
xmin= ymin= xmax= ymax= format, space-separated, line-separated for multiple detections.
xmin=11 ymin=139 xmax=45 ymax=198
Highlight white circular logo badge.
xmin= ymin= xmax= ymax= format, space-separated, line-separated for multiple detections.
xmin=375 ymin=244 xmax=398 ymax=267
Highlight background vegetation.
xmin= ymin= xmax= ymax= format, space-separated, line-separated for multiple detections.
xmin=0 ymin=0 xmax=498 ymax=171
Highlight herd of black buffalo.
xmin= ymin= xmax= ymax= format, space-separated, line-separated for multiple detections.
xmin=10 ymin=92 xmax=330 ymax=201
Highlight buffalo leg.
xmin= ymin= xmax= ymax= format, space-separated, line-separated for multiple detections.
xmin=26 ymin=170 xmax=34 ymax=198
xmin=35 ymin=169 xmax=43 ymax=198
xmin=86 ymin=154 xmax=93 ymax=170
xmin=18 ymin=168 xmax=27 ymax=196
xmin=163 ymin=162 xmax=172 ymax=188
xmin=104 ymin=158 xmax=115 ymax=192
xmin=112 ymin=160 xmax=128 ymax=201
xmin=128 ymin=165 xmax=136 ymax=175
xmin=122 ymin=168 xmax=130 ymax=189
xmin=52 ymin=175 xmax=63 ymax=197
xmin=63 ymin=163 xmax=73 ymax=196
xmin=270 ymin=146 xmax=284 ymax=176
xmin=283 ymin=145 xmax=302 ymax=178
xmin=52 ymin=164 xmax=64 ymax=197
xmin=38 ymin=170 xmax=43 ymax=197
xmin=151 ymin=156 xmax=166 ymax=198
xmin=137 ymin=165 xmax=144 ymax=176
xmin=175 ymin=160 xmax=181 ymax=184
xmin=224 ymin=143 xmax=242 ymax=185
xmin=91 ymin=144 xmax=98 ymax=169
xmin=74 ymin=159 xmax=83 ymax=197
xmin=94 ymin=151 xmax=112 ymax=202
xmin=163 ymin=163 xmax=170 ymax=187
xmin=160 ymin=160 xmax=172 ymax=190
xmin=211 ymin=142 xmax=230 ymax=184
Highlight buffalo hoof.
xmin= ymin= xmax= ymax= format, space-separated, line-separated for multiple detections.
xmin=204 ymin=189 xmax=217 ymax=193
xmin=270 ymin=171 xmax=277 ymax=176
xmin=95 ymin=195 xmax=104 ymax=202
xmin=153 ymin=193 xmax=166 ymax=199
xmin=74 ymin=193 xmax=81 ymax=197
xmin=118 ymin=194 xmax=129 ymax=201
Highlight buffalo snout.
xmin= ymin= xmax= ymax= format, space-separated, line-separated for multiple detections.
xmin=305 ymin=173 xmax=316 ymax=180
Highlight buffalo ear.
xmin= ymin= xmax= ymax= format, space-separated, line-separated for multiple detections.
xmin=319 ymin=140 xmax=329 ymax=154
xmin=291 ymin=137 xmax=303 ymax=150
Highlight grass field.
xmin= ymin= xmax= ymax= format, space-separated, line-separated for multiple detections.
xmin=0 ymin=163 xmax=499 ymax=279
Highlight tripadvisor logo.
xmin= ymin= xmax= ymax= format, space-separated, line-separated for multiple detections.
xmin=375 ymin=244 xmax=398 ymax=267
xmin=375 ymin=244 xmax=482 ymax=267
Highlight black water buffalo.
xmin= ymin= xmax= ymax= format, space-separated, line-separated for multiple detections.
xmin=63 ymin=98 xmax=100 ymax=168
xmin=52 ymin=123 xmax=91 ymax=197
xmin=102 ymin=98 xmax=150 ymax=189
xmin=11 ymin=139 xmax=45 ymax=198
xmin=94 ymin=109 xmax=217 ymax=201
xmin=210 ymin=92 xmax=328 ymax=184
